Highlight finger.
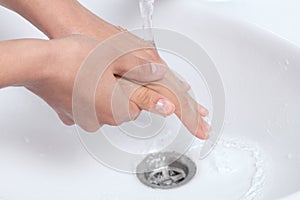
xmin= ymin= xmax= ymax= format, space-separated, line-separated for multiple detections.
xmin=198 ymin=104 xmax=209 ymax=117
xmin=128 ymin=101 xmax=142 ymax=121
xmin=117 ymin=78 xmax=175 ymax=117
xmin=111 ymin=50 xmax=167 ymax=83
xmin=179 ymin=80 xmax=191 ymax=91
xmin=196 ymin=120 xmax=210 ymax=139
xmin=131 ymin=86 xmax=176 ymax=117
xmin=95 ymin=76 xmax=142 ymax=126
xmin=116 ymin=70 xmax=210 ymax=139
xmin=106 ymin=30 xmax=167 ymax=83
xmin=57 ymin=113 xmax=74 ymax=126
xmin=145 ymin=71 xmax=210 ymax=140
xmin=179 ymin=81 xmax=209 ymax=118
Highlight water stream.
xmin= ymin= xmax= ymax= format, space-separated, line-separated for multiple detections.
xmin=137 ymin=2 xmax=266 ymax=199
xmin=139 ymin=0 xmax=155 ymax=43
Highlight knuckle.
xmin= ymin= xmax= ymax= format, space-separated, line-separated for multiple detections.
xmin=177 ymin=97 xmax=191 ymax=110
xmin=134 ymin=88 xmax=153 ymax=108
xmin=81 ymin=123 xmax=99 ymax=133
xmin=57 ymin=113 xmax=74 ymax=126
xmin=153 ymin=64 xmax=167 ymax=78
xmin=135 ymin=59 xmax=151 ymax=75
xmin=145 ymin=48 xmax=160 ymax=60
xmin=64 ymin=120 xmax=74 ymax=126
xmin=107 ymin=118 xmax=118 ymax=126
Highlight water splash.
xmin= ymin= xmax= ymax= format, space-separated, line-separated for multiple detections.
xmin=139 ymin=0 xmax=155 ymax=43
xmin=218 ymin=138 xmax=266 ymax=200
xmin=195 ymin=137 xmax=266 ymax=200
xmin=285 ymin=59 xmax=290 ymax=66
xmin=278 ymin=59 xmax=290 ymax=71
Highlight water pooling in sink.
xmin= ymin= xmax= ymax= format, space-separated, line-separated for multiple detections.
xmin=136 ymin=137 xmax=266 ymax=199
xmin=207 ymin=138 xmax=266 ymax=200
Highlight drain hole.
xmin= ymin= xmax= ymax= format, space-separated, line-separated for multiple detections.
xmin=148 ymin=165 xmax=186 ymax=186
xmin=136 ymin=152 xmax=196 ymax=189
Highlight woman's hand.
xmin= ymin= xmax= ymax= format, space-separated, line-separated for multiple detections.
xmin=23 ymin=35 xmax=209 ymax=139
xmin=0 ymin=0 xmax=210 ymax=139
xmin=23 ymin=35 xmax=177 ymax=130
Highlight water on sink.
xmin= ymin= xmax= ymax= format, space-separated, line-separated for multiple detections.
xmin=193 ymin=137 xmax=266 ymax=200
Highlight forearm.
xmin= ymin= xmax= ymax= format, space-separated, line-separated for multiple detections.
xmin=0 ymin=39 xmax=50 ymax=88
xmin=0 ymin=0 xmax=120 ymax=40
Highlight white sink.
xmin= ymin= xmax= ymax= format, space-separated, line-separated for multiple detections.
xmin=1 ymin=0 xmax=300 ymax=199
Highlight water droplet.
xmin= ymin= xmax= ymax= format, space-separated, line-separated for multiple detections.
xmin=285 ymin=59 xmax=290 ymax=65
xmin=287 ymin=154 xmax=293 ymax=159
xmin=23 ymin=136 xmax=30 ymax=144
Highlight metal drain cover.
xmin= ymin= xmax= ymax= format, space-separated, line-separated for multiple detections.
xmin=136 ymin=152 xmax=197 ymax=189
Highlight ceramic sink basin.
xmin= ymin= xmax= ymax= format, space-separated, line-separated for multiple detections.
xmin=0 ymin=0 xmax=300 ymax=199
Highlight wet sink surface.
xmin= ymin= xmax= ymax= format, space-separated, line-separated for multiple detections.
xmin=1 ymin=0 xmax=300 ymax=200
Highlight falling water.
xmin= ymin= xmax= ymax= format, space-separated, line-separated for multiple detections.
xmin=137 ymin=1 xmax=267 ymax=199
xmin=139 ymin=0 xmax=155 ymax=43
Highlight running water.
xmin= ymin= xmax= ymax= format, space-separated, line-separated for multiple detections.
xmin=137 ymin=1 xmax=266 ymax=198
xmin=139 ymin=0 xmax=155 ymax=43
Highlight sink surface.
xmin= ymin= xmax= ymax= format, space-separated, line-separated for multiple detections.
xmin=1 ymin=0 xmax=300 ymax=200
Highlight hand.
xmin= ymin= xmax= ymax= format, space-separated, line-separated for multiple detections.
xmin=0 ymin=0 xmax=210 ymax=139
xmin=24 ymin=35 xmax=175 ymax=130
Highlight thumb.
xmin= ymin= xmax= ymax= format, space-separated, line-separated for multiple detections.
xmin=117 ymin=78 xmax=175 ymax=117
xmin=111 ymin=51 xmax=167 ymax=83
xmin=131 ymin=86 xmax=176 ymax=117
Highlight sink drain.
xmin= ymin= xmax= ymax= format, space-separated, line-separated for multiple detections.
xmin=136 ymin=152 xmax=196 ymax=189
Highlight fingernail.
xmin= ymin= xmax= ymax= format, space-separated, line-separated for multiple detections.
xmin=203 ymin=123 xmax=211 ymax=139
xmin=198 ymin=104 xmax=209 ymax=116
xmin=151 ymin=63 xmax=166 ymax=77
xmin=155 ymin=99 xmax=175 ymax=116
xmin=184 ymin=82 xmax=191 ymax=91
xmin=151 ymin=63 xmax=158 ymax=74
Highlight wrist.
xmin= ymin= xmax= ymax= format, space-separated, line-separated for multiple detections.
xmin=40 ymin=35 xmax=98 ymax=90
xmin=51 ymin=3 xmax=122 ymax=41
xmin=0 ymin=39 xmax=51 ymax=89
xmin=5 ymin=0 xmax=121 ymax=41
